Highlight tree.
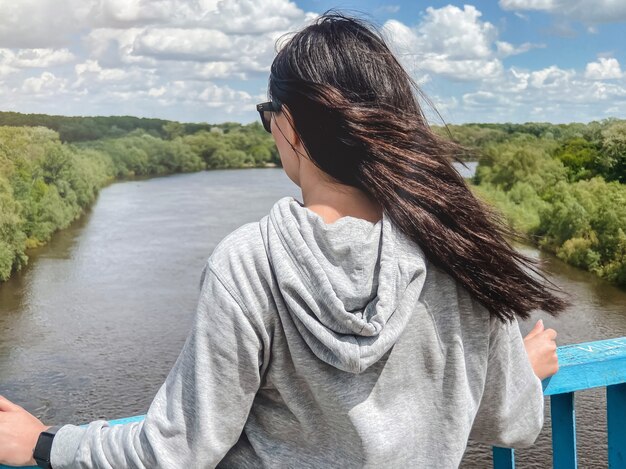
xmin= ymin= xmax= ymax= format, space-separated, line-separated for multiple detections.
xmin=600 ymin=121 xmax=626 ymax=183
xmin=553 ymin=138 xmax=601 ymax=182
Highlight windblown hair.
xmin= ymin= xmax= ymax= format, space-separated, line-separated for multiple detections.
xmin=268 ymin=10 xmax=570 ymax=322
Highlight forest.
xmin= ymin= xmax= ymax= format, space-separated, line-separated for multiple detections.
xmin=0 ymin=114 xmax=278 ymax=281
xmin=450 ymin=119 xmax=626 ymax=286
xmin=0 ymin=112 xmax=625 ymax=287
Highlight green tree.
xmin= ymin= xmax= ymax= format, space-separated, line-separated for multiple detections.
xmin=553 ymin=138 xmax=601 ymax=182
xmin=600 ymin=121 xmax=626 ymax=183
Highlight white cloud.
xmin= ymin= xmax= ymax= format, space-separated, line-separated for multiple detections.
xmin=148 ymin=86 xmax=166 ymax=97
xmin=463 ymin=90 xmax=514 ymax=107
xmin=192 ymin=62 xmax=248 ymax=80
xmin=500 ymin=0 xmax=553 ymax=8
xmin=421 ymin=56 xmax=503 ymax=81
xmin=0 ymin=49 xmax=76 ymax=68
xmin=0 ymin=0 xmax=93 ymax=48
xmin=39 ymin=0 xmax=317 ymax=119
xmin=197 ymin=0 xmax=315 ymax=34
xmin=108 ymin=80 xmax=259 ymax=115
xmin=0 ymin=0 xmax=210 ymax=48
xmin=75 ymin=60 xmax=103 ymax=75
xmin=1 ymin=0 xmax=302 ymax=119
xmin=588 ymin=81 xmax=626 ymax=100
xmin=529 ymin=65 xmax=575 ymax=88
xmin=20 ymin=72 xmax=68 ymax=95
xmin=85 ymin=28 xmax=156 ymax=67
xmin=499 ymin=0 xmax=626 ymax=23
xmin=133 ymin=28 xmax=235 ymax=61
xmin=74 ymin=60 xmax=135 ymax=87
xmin=382 ymin=5 xmax=532 ymax=82
xmin=1 ymin=1 xmax=624 ymax=124
xmin=198 ymin=83 xmax=252 ymax=107
xmin=93 ymin=0 xmax=184 ymax=26
xmin=495 ymin=41 xmax=543 ymax=57
xmin=585 ymin=57 xmax=623 ymax=80
xmin=459 ymin=63 xmax=626 ymax=122
xmin=0 ymin=63 xmax=18 ymax=77
xmin=418 ymin=5 xmax=496 ymax=59
xmin=82 ymin=0 xmax=316 ymax=72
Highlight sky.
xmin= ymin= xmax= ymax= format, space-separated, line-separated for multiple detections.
xmin=0 ymin=0 xmax=625 ymax=125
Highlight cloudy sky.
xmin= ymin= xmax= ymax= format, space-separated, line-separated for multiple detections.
xmin=1 ymin=0 xmax=625 ymax=125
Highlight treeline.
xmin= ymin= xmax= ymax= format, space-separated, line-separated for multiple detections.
xmin=0 ymin=111 xmax=228 ymax=142
xmin=79 ymin=123 xmax=279 ymax=175
xmin=456 ymin=118 xmax=626 ymax=286
xmin=2 ymin=111 xmax=625 ymax=287
xmin=0 ymin=121 xmax=279 ymax=281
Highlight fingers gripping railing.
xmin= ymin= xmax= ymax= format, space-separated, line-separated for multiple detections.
xmin=493 ymin=337 xmax=626 ymax=469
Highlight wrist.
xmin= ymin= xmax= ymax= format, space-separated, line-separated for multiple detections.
xmin=33 ymin=425 xmax=62 ymax=469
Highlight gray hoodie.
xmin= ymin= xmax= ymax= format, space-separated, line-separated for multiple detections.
xmin=51 ymin=195 xmax=544 ymax=468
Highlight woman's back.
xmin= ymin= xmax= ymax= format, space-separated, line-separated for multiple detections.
xmin=43 ymin=195 xmax=544 ymax=468
xmin=206 ymin=196 xmax=544 ymax=468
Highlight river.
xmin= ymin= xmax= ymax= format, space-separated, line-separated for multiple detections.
xmin=1 ymin=165 xmax=624 ymax=468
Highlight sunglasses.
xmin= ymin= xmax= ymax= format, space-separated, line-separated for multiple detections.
xmin=256 ymin=100 xmax=281 ymax=133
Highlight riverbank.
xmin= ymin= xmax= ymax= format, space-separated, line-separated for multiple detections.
xmin=448 ymin=120 xmax=626 ymax=289
xmin=0 ymin=125 xmax=279 ymax=282
xmin=470 ymin=180 xmax=626 ymax=289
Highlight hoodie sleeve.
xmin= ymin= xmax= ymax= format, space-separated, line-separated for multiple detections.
xmin=50 ymin=262 xmax=263 ymax=468
xmin=468 ymin=314 xmax=545 ymax=449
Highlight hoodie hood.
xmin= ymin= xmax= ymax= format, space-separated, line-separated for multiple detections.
xmin=260 ymin=196 xmax=428 ymax=374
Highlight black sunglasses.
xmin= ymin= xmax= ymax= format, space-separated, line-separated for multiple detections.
xmin=256 ymin=100 xmax=281 ymax=133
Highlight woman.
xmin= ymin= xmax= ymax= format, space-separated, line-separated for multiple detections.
xmin=0 ymin=11 xmax=564 ymax=469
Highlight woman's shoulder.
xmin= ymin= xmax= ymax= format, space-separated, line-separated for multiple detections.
xmin=208 ymin=198 xmax=288 ymax=274
xmin=208 ymin=220 xmax=269 ymax=275
xmin=203 ymin=219 xmax=277 ymax=320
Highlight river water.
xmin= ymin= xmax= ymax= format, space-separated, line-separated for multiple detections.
xmin=1 ymin=165 xmax=624 ymax=468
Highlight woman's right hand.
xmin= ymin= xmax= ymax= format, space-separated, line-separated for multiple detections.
xmin=523 ymin=319 xmax=559 ymax=380
xmin=0 ymin=395 xmax=50 ymax=467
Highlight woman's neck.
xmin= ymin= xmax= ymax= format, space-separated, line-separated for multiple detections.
xmin=300 ymin=180 xmax=383 ymax=225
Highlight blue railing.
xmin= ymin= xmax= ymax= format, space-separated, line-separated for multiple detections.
xmin=493 ymin=337 xmax=626 ymax=469
xmin=4 ymin=337 xmax=626 ymax=469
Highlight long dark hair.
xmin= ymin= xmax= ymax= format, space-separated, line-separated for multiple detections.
xmin=268 ymin=10 xmax=569 ymax=322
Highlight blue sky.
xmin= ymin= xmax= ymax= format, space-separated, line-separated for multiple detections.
xmin=0 ymin=0 xmax=625 ymax=124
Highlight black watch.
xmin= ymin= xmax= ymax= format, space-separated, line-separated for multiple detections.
xmin=33 ymin=426 xmax=62 ymax=469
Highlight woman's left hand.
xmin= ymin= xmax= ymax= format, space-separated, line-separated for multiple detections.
xmin=523 ymin=319 xmax=559 ymax=380
xmin=0 ymin=395 xmax=50 ymax=467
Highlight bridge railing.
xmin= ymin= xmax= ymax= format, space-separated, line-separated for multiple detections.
xmin=4 ymin=337 xmax=626 ymax=469
xmin=493 ymin=337 xmax=626 ymax=469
